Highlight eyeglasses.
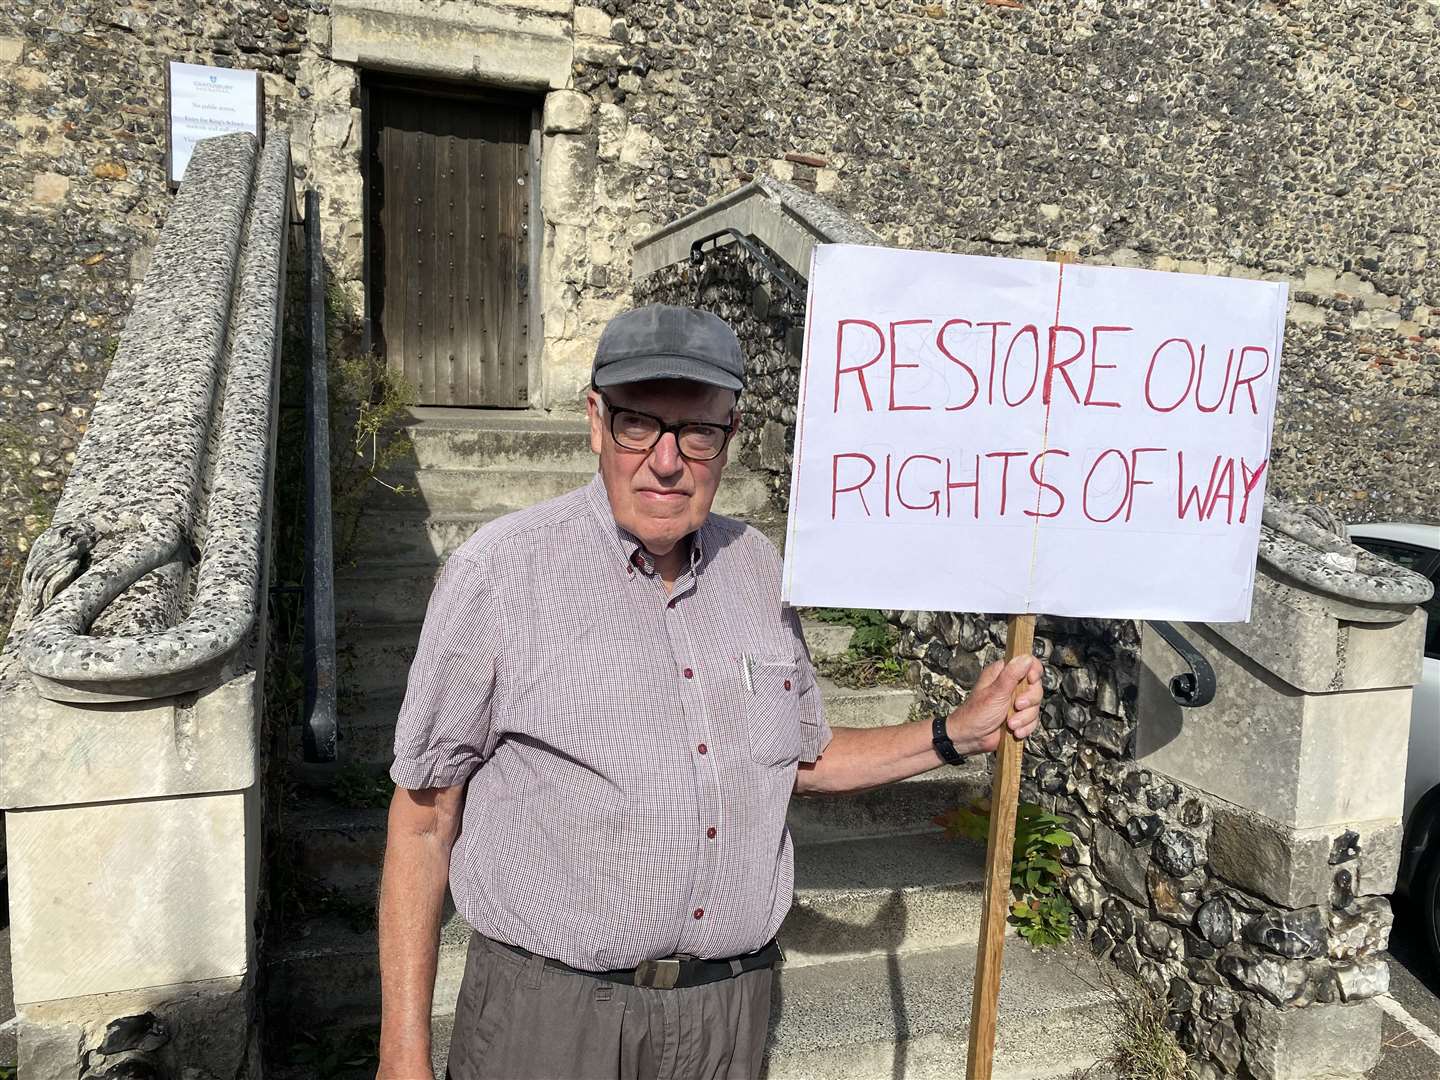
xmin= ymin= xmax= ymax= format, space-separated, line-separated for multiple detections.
xmin=598 ymin=392 xmax=736 ymax=462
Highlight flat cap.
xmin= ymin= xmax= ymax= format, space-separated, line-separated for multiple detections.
xmin=592 ymin=305 xmax=745 ymax=392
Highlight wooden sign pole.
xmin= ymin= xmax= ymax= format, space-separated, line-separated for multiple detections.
xmin=965 ymin=613 xmax=1036 ymax=1080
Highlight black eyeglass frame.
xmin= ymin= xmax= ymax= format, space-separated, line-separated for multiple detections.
xmin=596 ymin=391 xmax=737 ymax=462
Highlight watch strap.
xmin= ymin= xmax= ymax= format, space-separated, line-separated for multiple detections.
xmin=931 ymin=712 xmax=966 ymax=766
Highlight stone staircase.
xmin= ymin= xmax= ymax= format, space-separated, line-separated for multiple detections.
xmin=264 ymin=409 xmax=1115 ymax=1078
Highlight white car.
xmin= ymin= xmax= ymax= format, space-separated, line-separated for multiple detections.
xmin=1347 ymin=522 xmax=1440 ymax=966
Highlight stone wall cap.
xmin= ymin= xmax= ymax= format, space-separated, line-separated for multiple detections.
xmin=1259 ymin=502 xmax=1432 ymax=621
xmin=9 ymin=133 xmax=292 ymax=702
xmin=634 ymin=175 xmax=881 ymax=263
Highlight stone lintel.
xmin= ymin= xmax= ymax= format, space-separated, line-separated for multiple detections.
xmin=1208 ymin=802 xmax=1400 ymax=908
xmin=19 ymin=973 xmax=254 ymax=1080
xmin=331 ymin=0 xmax=574 ymax=90
xmin=8 ymin=787 xmax=257 ymax=1004
xmin=0 ymin=667 xmax=259 ymax=809
xmin=1138 ymin=622 xmax=1409 ymax=830
xmin=1210 ymin=563 xmax=1426 ymax=693
xmin=1239 ymin=998 xmax=1381 ymax=1080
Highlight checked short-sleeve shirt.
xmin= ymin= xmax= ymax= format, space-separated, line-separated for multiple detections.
xmin=390 ymin=473 xmax=832 ymax=971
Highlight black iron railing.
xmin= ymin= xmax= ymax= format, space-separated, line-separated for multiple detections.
xmin=302 ymin=188 xmax=339 ymax=762
xmin=689 ymin=227 xmax=807 ymax=303
xmin=1148 ymin=621 xmax=1217 ymax=708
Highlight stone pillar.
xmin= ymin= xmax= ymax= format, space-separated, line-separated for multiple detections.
xmin=1137 ymin=504 xmax=1432 ymax=1079
xmin=541 ymin=87 xmax=605 ymax=409
xmin=1 ymin=674 xmax=263 ymax=1078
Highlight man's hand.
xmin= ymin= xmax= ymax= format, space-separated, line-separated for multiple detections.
xmin=946 ymin=654 xmax=1043 ymax=756
xmin=794 ymin=653 xmax=1045 ymax=796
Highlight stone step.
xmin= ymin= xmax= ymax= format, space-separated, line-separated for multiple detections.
xmin=345 ymin=510 xmax=508 ymax=567
xmin=344 ymin=505 xmax=787 ymax=571
xmin=797 ymin=617 xmax=854 ymax=661
xmin=761 ymin=943 xmax=1115 ymax=1079
xmin=283 ymin=763 xmax=989 ymax=896
xmin=786 ymin=759 xmax=990 ymax=842
xmin=280 ymin=743 xmax=979 ymax=852
xmin=368 ymin=465 xmax=774 ymax=519
xmin=396 ymin=408 xmax=595 ymax=472
xmin=335 ymin=564 xmax=441 ymax=625
xmin=267 ymin=829 xmax=1000 ymax=1029
xmin=334 ymin=622 xmax=914 ymax=720
xmin=269 ymin=935 xmax=1114 ymax=1080
xmin=311 ymin=683 xmax=924 ymax=774
xmin=816 ymin=677 xmax=916 ymax=728
xmin=333 ymin=565 xmax=864 ymax=646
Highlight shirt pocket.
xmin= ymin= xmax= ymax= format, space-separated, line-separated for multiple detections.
xmin=742 ymin=654 xmax=803 ymax=767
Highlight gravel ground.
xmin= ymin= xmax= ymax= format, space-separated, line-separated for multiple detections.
xmin=1369 ymin=899 xmax=1440 ymax=1080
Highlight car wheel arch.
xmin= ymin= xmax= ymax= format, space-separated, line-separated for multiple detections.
xmin=1400 ymin=782 xmax=1440 ymax=897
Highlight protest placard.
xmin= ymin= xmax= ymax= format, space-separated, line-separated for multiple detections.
xmin=782 ymin=243 xmax=1288 ymax=622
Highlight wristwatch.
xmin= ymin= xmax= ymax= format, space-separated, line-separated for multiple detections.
xmin=931 ymin=712 xmax=966 ymax=766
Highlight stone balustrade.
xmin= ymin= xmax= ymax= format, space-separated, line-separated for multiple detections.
xmin=1134 ymin=504 xmax=1430 ymax=1079
xmin=634 ymin=186 xmax=1434 ymax=1079
xmin=0 ymin=131 xmax=291 ymax=1080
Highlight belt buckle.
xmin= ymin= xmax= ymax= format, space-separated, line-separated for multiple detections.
xmin=634 ymin=958 xmax=682 ymax=989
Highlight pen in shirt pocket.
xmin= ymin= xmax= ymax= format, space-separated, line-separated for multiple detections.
xmin=741 ymin=654 xmax=755 ymax=694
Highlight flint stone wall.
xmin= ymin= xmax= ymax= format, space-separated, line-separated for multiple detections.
xmin=640 ymin=240 xmax=803 ymax=505
xmin=4 ymin=0 xmax=1437 ymax=637
xmin=893 ymin=608 xmax=1394 ymax=1080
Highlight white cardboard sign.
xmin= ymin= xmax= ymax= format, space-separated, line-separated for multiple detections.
xmin=167 ymin=62 xmax=262 ymax=185
xmin=781 ymin=244 xmax=1288 ymax=621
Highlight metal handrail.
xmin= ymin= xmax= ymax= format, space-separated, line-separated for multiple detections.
xmin=689 ymin=227 xmax=807 ymax=303
xmin=302 ymin=188 xmax=339 ymax=762
xmin=1148 ymin=620 xmax=1217 ymax=708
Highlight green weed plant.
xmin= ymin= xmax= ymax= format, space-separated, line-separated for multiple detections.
xmin=935 ymin=799 xmax=1077 ymax=947
xmin=807 ymin=608 xmax=904 ymax=687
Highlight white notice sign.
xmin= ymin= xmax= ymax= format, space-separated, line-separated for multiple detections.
xmin=782 ymin=244 xmax=1288 ymax=622
xmin=167 ymin=62 xmax=262 ymax=184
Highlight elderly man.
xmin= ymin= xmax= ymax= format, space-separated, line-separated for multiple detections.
xmin=376 ymin=305 xmax=1042 ymax=1080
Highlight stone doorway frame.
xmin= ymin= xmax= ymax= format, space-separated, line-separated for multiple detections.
xmin=358 ymin=70 xmax=545 ymax=407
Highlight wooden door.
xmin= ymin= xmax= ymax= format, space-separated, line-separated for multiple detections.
xmin=367 ymin=80 xmax=534 ymax=406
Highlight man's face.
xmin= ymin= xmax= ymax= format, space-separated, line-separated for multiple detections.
xmin=587 ymin=379 xmax=739 ymax=557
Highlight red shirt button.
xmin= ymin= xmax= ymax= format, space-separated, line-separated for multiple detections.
xmin=784 ymin=679 xmax=792 ymax=691
xmin=706 ymin=827 xmax=717 ymax=839
xmin=693 ymin=908 xmax=705 ymax=920
xmin=683 ymin=667 xmax=694 ymax=679
xmin=697 ymin=743 xmax=708 ymax=755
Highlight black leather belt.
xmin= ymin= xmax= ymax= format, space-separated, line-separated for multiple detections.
xmin=489 ymin=936 xmax=784 ymax=989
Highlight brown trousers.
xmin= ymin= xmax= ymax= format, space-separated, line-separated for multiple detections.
xmin=446 ymin=933 xmax=774 ymax=1080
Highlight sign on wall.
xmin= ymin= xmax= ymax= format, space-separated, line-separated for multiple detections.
xmin=781 ymin=244 xmax=1288 ymax=622
xmin=166 ymin=61 xmax=264 ymax=186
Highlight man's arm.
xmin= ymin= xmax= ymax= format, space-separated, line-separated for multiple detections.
xmin=377 ymin=783 xmax=466 ymax=1078
xmin=795 ymin=654 xmax=1042 ymax=796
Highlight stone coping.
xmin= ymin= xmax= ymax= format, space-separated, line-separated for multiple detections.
xmin=631 ymin=176 xmax=880 ymax=282
xmin=1259 ymin=502 xmax=1433 ymax=622
xmin=9 ymin=133 xmax=291 ymax=702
